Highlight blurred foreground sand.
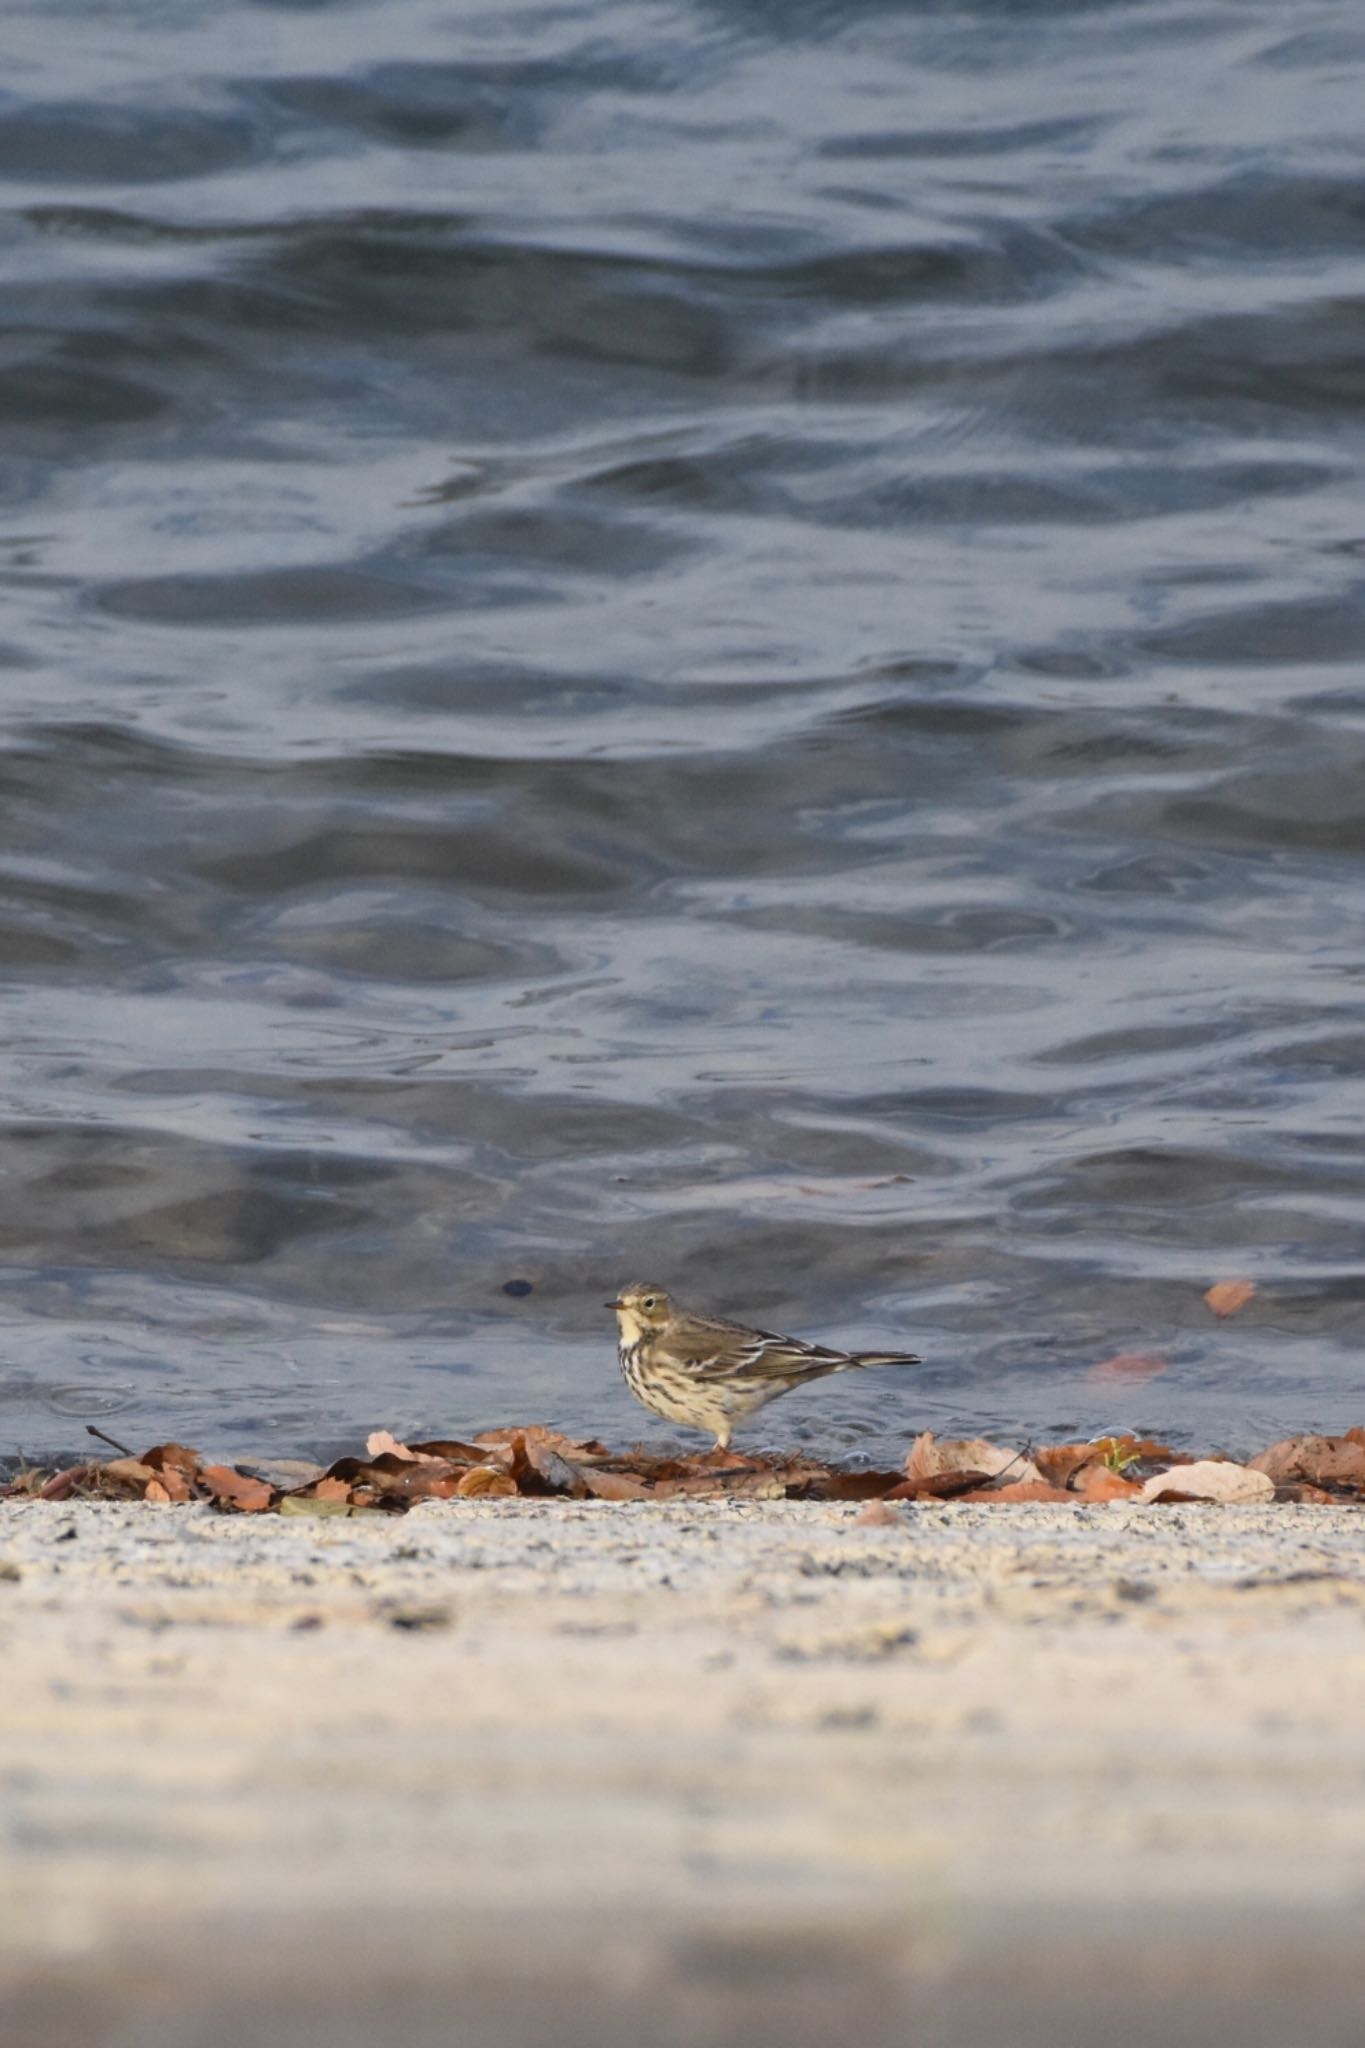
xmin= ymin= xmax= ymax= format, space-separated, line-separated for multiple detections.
xmin=2 ymin=1498 xmax=1364 ymax=2045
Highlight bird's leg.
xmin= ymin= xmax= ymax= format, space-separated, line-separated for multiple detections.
xmin=700 ymin=1432 xmax=759 ymax=1474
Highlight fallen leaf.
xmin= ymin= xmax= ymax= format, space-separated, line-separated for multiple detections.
xmin=1248 ymin=1435 xmax=1365 ymax=1493
xmin=39 ymin=1464 xmax=90 ymax=1501
xmin=1088 ymin=1351 xmax=1169 ymax=1384
xmin=577 ymin=1467 xmax=655 ymax=1501
xmin=144 ymin=1478 xmax=172 ymax=1505
xmin=100 ymin=1458 xmax=159 ymax=1494
xmin=365 ymin=1430 xmax=422 ymax=1462
xmin=881 ymin=1468 xmax=994 ymax=1502
xmin=452 ymin=1465 xmax=519 ymax=1498
xmin=475 ymin=1425 xmax=611 ymax=1465
xmin=902 ymin=1432 xmax=1041 ymax=1485
xmin=1074 ymin=1465 xmax=1144 ymax=1502
xmin=279 ymin=1495 xmax=383 ymax=1519
xmin=1033 ymin=1442 xmax=1104 ymax=1488
xmin=1204 ymin=1277 xmax=1256 ymax=1318
xmin=141 ymin=1443 xmax=203 ymax=1478
xmin=409 ymin=1438 xmax=492 ymax=1465
xmin=1140 ymin=1460 xmax=1273 ymax=1505
xmin=200 ymin=1464 xmax=275 ymax=1513
xmin=521 ymin=1441 xmax=591 ymax=1497
xmin=320 ymin=1453 xmax=460 ymax=1502
xmin=811 ymin=1469 xmax=906 ymax=1502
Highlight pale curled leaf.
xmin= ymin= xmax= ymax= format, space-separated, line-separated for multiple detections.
xmin=904 ymin=1431 xmax=1041 ymax=1485
xmin=1140 ymin=1460 xmax=1273 ymax=1505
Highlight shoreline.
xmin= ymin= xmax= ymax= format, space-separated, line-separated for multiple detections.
xmin=4 ymin=1497 xmax=1365 ymax=2042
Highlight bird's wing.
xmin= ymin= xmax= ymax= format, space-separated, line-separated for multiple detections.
xmin=684 ymin=1329 xmax=852 ymax=1381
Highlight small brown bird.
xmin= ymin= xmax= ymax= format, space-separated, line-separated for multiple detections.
xmin=606 ymin=1282 xmax=923 ymax=1450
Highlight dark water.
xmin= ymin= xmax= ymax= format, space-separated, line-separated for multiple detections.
xmin=3 ymin=0 xmax=1365 ymax=1465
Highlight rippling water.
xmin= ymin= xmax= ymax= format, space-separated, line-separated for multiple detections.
xmin=3 ymin=0 xmax=1365 ymax=1463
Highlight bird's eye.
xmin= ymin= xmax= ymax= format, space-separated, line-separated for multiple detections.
xmin=642 ymin=1295 xmax=657 ymax=1310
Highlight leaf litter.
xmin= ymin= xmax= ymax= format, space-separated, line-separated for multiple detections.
xmin=4 ymin=1423 xmax=1365 ymax=1514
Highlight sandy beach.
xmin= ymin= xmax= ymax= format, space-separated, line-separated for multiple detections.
xmin=3 ymin=1497 xmax=1365 ymax=2045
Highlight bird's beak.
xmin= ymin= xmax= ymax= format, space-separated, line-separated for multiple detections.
xmin=604 ymin=1298 xmax=624 ymax=1310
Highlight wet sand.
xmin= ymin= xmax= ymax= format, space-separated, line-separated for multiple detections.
xmin=2 ymin=1498 xmax=1364 ymax=2045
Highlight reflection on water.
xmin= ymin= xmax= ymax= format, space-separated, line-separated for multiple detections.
xmin=2 ymin=0 xmax=1364 ymax=1461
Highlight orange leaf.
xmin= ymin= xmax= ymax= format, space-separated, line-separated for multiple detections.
xmin=1087 ymin=1351 xmax=1169 ymax=1384
xmin=1074 ymin=1465 xmax=1144 ymax=1502
xmin=1033 ymin=1442 xmax=1101 ymax=1487
xmin=200 ymin=1464 xmax=274 ymax=1513
xmin=883 ymin=1469 xmax=993 ymax=1502
xmin=141 ymin=1443 xmax=203 ymax=1478
xmin=144 ymin=1478 xmax=172 ymax=1505
xmin=1204 ymin=1277 xmax=1256 ymax=1318
xmin=578 ymin=1467 xmax=655 ymax=1501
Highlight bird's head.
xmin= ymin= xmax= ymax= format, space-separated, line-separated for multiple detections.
xmin=604 ymin=1282 xmax=674 ymax=1343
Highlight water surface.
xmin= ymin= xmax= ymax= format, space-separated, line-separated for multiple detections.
xmin=3 ymin=0 xmax=1365 ymax=1462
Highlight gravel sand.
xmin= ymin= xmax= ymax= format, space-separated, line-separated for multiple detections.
xmin=2 ymin=1498 xmax=1365 ymax=2045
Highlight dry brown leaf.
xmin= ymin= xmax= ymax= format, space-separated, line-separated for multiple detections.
xmin=1204 ymin=1277 xmax=1256 ymax=1318
xmin=1074 ymin=1465 xmax=1144 ymax=1502
xmin=1248 ymin=1434 xmax=1365 ymax=1493
xmin=882 ymin=1468 xmax=993 ymax=1502
xmin=453 ymin=1465 xmax=519 ymax=1498
xmin=100 ymin=1458 xmax=159 ymax=1494
xmin=144 ymin=1478 xmax=171 ymax=1505
xmin=577 ymin=1467 xmax=655 ymax=1501
xmin=383 ymin=1464 xmax=463 ymax=1501
xmin=141 ymin=1443 xmax=203 ymax=1478
xmin=1033 ymin=1442 xmax=1102 ymax=1487
xmin=38 ymin=1464 xmax=88 ymax=1501
xmin=311 ymin=1476 xmax=353 ymax=1502
xmin=317 ymin=1452 xmax=451 ymax=1500
xmin=521 ymin=1440 xmax=591 ymax=1497
xmin=813 ymin=1469 xmax=906 ymax=1502
xmin=1088 ymin=1351 xmax=1169 ymax=1384
xmin=200 ymin=1464 xmax=275 ymax=1513
xmin=475 ymin=1425 xmax=611 ymax=1465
